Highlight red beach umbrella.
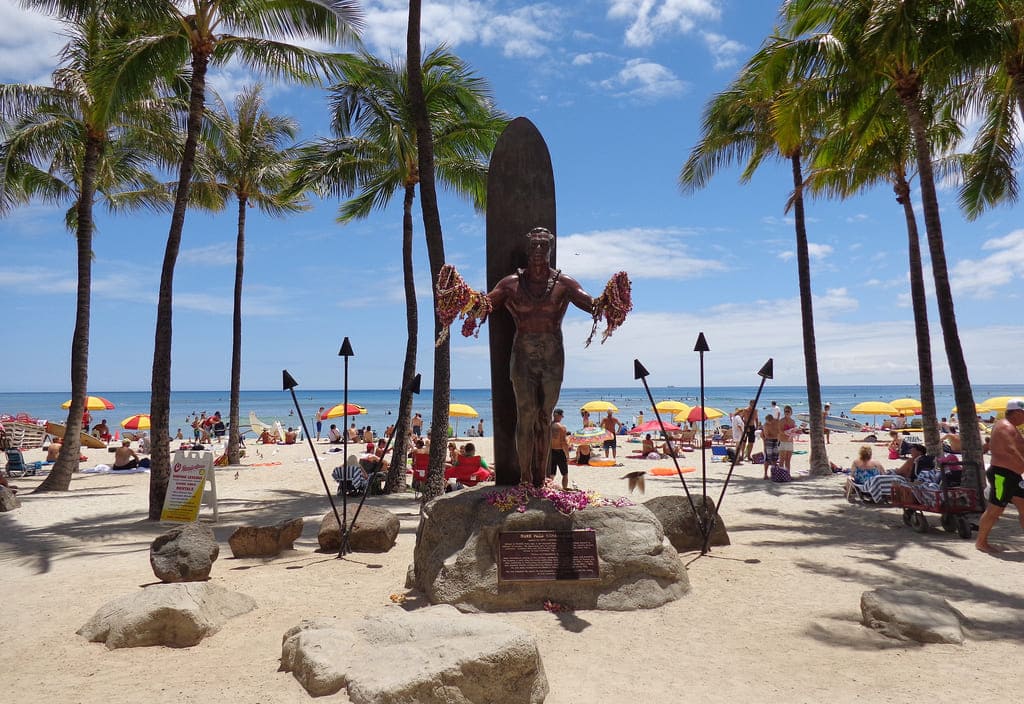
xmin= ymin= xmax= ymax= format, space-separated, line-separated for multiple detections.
xmin=320 ymin=403 xmax=367 ymax=420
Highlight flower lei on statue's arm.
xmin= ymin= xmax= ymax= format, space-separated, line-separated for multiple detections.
xmin=435 ymin=264 xmax=493 ymax=347
xmin=585 ymin=271 xmax=632 ymax=347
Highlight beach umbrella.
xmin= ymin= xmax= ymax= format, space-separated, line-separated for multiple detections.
xmin=889 ymin=398 xmax=922 ymax=416
xmin=681 ymin=406 xmax=725 ymax=422
xmin=568 ymin=427 xmax=613 ymax=444
xmin=120 ymin=414 xmax=150 ymax=430
xmin=653 ymin=400 xmax=689 ymax=414
xmin=633 ymin=420 xmax=680 ymax=434
xmin=581 ymin=400 xmax=618 ymax=413
xmin=850 ymin=401 xmax=899 ymax=428
xmin=448 ymin=403 xmax=479 ymax=437
xmin=979 ymin=396 xmax=1015 ymax=413
xmin=61 ymin=395 xmax=114 ymax=410
xmin=320 ymin=403 xmax=367 ymax=420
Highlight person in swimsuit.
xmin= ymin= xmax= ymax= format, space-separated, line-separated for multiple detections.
xmin=112 ymin=439 xmax=140 ymax=470
xmin=486 ymin=227 xmax=595 ymax=485
xmin=975 ymin=399 xmax=1024 ymax=553
xmin=762 ymin=413 xmax=780 ymax=479
xmin=778 ymin=405 xmax=797 ymax=472
xmin=548 ymin=409 xmax=571 ymax=489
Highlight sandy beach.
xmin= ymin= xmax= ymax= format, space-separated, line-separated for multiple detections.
xmin=4 ymin=431 xmax=1023 ymax=703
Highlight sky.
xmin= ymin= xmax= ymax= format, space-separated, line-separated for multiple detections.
xmin=1 ymin=0 xmax=1023 ymax=394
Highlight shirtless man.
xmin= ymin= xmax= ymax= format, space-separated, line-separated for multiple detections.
xmin=112 ymin=439 xmax=139 ymax=470
xmin=762 ymin=412 xmax=780 ymax=479
xmin=975 ymin=399 xmax=1024 ymax=553
xmin=486 ymin=227 xmax=595 ymax=485
xmin=548 ymin=409 xmax=571 ymax=489
xmin=737 ymin=400 xmax=759 ymax=462
xmin=601 ymin=410 xmax=623 ymax=459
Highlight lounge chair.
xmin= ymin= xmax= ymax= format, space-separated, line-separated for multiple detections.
xmin=5 ymin=448 xmax=41 ymax=477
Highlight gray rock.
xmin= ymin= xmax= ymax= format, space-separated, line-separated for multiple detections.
xmin=644 ymin=494 xmax=729 ymax=553
xmin=280 ymin=604 xmax=547 ymax=702
xmin=78 ymin=582 xmax=256 ymax=649
xmin=0 ymin=486 xmax=20 ymax=512
xmin=861 ymin=589 xmax=966 ymax=644
xmin=318 ymin=506 xmax=400 ymax=553
xmin=411 ymin=486 xmax=689 ymax=612
xmin=150 ymin=522 xmax=219 ymax=583
xmin=228 ymin=517 xmax=303 ymax=557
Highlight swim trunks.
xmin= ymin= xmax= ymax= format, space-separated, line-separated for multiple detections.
xmin=986 ymin=465 xmax=1024 ymax=507
xmin=779 ymin=441 xmax=794 ymax=452
xmin=764 ymin=438 xmax=780 ymax=464
xmin=602 ymin=438 xmax=617 ymax=450
xmin=549 ymin=449 xmax=568 ymax=476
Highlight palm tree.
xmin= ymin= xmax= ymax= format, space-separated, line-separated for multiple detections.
xmin=680 ymin=39 xmax=832 ymax=475
xmin=808 ymin=89 xmax=962 ymax=458
xmin=199 ymin=84 xmax=307 ymax=466
xmin=0 ymin=9 xmax=175 ymax=492
xmin=289 ymin=47 xmax=506 ymax=493
xmin=407 ymin=0 xmax=455 ymax=499
xmin=101 ymin=0 xmax=361 ymax=519
xmin=783 ymin=0 xmax=985 ymax=493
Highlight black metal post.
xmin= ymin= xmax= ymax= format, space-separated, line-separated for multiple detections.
xmin=338 ymin=337 xmax=355 ymax=556
xmin=634 ymin=359 xmax=707 ymax=538
xmin=700 ymin=359 xmax=773 ymax=555
xmin=282 ymin=369 xmax=345 ymax=555
xmin=694 ymin=332 xmax=710 ymax=502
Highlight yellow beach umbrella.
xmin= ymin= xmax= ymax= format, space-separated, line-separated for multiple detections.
xmin=851 ymin=401 xmax=899 ymax=427
xmin=581 ymin=400 xmax=618 ymax=413
xmin=61 ymin=395 xmax=115 ymax=410
xmin=654 ymin=400 xmax=690 ymax=414
xmin=889 ymin=398 xmax=922 ymax=416
xmin=979 ymin=396 xmax=1015 ymax=413
xmin=448 ymin=403 xmax=479 ymax=437
xmin=678 ymin=406 xmax=726 ymax=423
xmin=320 ymin=403 xmax=367 ymax=420
xmin=120 ymin=414 xmax=151 ymax=430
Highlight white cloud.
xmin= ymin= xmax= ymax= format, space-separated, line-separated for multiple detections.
xmin=701 ymin=31 xmax=744 ymax=70
xmin=361 ymin=1 xmax=558 ymax=59
xmin=557 ymin=227 xmax=724 ymax=280
xmin=572 ymin=51 xmax=614 ymax=66
xmin=180 ymin=243 xmax=237 ymax=267
xmin=777 ymin=242 xmax=833 ymax=262
xmin=598 ymin=58 xmax=686 ymax=100
xmin=0 ymin=3 xmax=63 ymax=84
xmin=607 ymin=0 xmax=722 ymax=48
xmin=950 ymin=228 xmax=1024 ymax=299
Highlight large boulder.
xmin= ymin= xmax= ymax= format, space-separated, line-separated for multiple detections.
xmin=861 ymin=589 xmax=966 ymax=644
xmin=644 ymin=495 xmax=729 ymax=553
xmin=228 ymin=517 xmax=303 ymax=558
xmin=318 ymin=506 xmax=400 ymax=553
xmin=280 ymin=604 xmax=547 ymax=702
xmin=78 ymin=582 xmax=256 ymax=649
xmin=150 ymin=522 xmax=219 ymax=583
xmin=0 ymin=486 xmax=19 ymax=512
xmin=410 ymin=486 xmax=689 ymax=612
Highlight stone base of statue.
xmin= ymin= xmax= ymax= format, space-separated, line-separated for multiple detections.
xmin=408 ymin=486 xmax=689 ymax=612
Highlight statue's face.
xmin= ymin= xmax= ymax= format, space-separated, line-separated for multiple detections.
xmin=527 ymin=236 xmax=551 ymax=265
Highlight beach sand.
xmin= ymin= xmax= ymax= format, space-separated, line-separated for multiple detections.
xmin=4 ymin=431 xmax=1023 ymax=703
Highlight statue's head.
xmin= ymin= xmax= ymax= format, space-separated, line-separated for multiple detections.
xmin=525 ymin=227 xmax=553 ymax=264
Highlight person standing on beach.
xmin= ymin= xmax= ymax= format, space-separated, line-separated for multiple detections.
xmin=315 ymin=407 xmax=325 ymax=441
xmin=737 ymin=400 xmax=759 ymax=462
xmin=601 ymin=409 xmax=622 ymax=459
xmin=762 ymin=412 xmax=780 ymax=479
xmin=549 ymin=409 xmax=570 ymax=489
xmin=477 ymin=418 xmax=484 ymax=437
xmin=779 ymin=405 xmax=797 ymax=472
xmin=822 ymin=403 xmax=832 ymax=444
xmin=770 ymin=401 xmax=781 ymax=419
xmin=975 ymin=399 xmax=1024 ymax=553
xmin=412 ymin=413 xmax=423 ymax=437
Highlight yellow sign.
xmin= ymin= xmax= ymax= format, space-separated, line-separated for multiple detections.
xmin=160 ymin=451 xmax=214 ymax=522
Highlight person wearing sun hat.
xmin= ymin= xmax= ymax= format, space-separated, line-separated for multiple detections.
xmin=975 ymin=398 xmax=1024 ymax=553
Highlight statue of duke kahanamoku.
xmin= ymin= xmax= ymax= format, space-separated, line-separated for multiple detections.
xmin=437 ymin=227 xmax=632 ymax=486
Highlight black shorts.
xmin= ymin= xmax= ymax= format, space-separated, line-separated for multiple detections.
xmin=602 ymin=438 xmax=617 ymax=450
xmin=987 ymin=465 xmax=1024 ymax=507
xmin=576 ymin=452 xmax=590 ymax=466
xmin=745 ymin=427 xmax=755 ymax=442
xmin=549 ymin=449 xmax=568 ymax=476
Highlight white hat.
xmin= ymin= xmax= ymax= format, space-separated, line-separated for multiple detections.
xmin=1006 ymin=398 xmax=1024 ymax=413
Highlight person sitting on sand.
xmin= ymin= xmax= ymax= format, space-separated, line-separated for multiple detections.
xmin=283 ymin=427 xmax=297 ymax=445
xmin=328 ymin=424 xmax=343 ymax=443
xmin=138 ymin=433 xmax=151 ymax=454
xmin=942 ymin=433 xmax=962 ymax=454
xmin=642 ymin=433 xmax=657 ymax=458
xmin=257 ymin=429 xmax=275 ymax=444
xmin=46 ymin=437 xmax=62 ymax=462
xmin=111 ymin=439 xmax=140 ymax=470
xmin=92 ymin=419 xmax=111 ymax=442
xmin=845 ymin=445 xmax=885 ymax=499
xmin=574 ymin=441 xmax=591 ymax=465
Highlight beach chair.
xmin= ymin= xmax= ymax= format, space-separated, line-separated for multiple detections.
xmin=332 ymin=455 xmax=366 ymax=497
xmin=410 ymin=452 xmax=429 ymax=496
xmin=5 ymin=448 xmax=41 ymax=477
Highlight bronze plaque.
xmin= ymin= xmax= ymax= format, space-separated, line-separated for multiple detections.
xmin=497 ymin=530 xmax=599 ymax=582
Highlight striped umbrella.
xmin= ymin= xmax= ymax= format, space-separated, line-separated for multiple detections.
xmin=120 ymin=414 xmax=151 ymax=430
xmin=61 ymin=395 xmax=114 ymax=410
xmin=320 ymin=403 xmax=367 ymax=420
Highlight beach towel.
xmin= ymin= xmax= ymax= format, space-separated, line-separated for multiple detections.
xmin=81 ymin=464 xmax=149 ymax=474
xmin=861 ymin=473 xmax=909 ymax=503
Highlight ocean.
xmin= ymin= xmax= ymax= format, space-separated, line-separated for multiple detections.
xmin=3 ymin=384 xmax=1022 ymax=436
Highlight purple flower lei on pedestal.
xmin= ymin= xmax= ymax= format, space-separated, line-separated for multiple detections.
xmin=485 ymin=484 xmax=634 ymax=515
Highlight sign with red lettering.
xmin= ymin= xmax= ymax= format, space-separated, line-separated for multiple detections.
xmin=160 ymin=450 xmax=214 ymax=522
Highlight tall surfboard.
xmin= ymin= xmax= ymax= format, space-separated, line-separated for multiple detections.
xmin=486 ymin=117 xmax=556 ymax=485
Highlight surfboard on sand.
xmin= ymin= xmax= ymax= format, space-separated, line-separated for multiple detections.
xmin=486 ymin=116 xmax=556 ymax=486
xmin=795 ymin=413 xmax=864 ymax=433
xmin=45 ymin=421 xmax=107 ymax=448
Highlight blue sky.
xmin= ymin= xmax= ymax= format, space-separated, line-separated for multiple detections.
xmin=2 ymin=0 xmax=1023 ymax=393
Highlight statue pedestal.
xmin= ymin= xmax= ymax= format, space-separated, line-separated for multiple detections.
xmin=409 ymin=486 xmax=690 ymax=612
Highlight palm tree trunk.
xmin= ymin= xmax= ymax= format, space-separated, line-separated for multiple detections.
xmin=896 ymin=84 xmax=983 ymax=495
xmin=408 ymin=0 xmax=450 ymax=501
xmin=894 ymin=174 xmax=940 ymax=457
xmin=228 ymin=195 xmax=246 ymax=465
xmin=386 ymin=183 xmax=419 ymax=493
xmin=790 ymin=152 xmax=829 ymax=475
xmin=36 ymin=133 xmax=103 ymax=492
xmin=148 ymin=49 xmax=209 ymax=519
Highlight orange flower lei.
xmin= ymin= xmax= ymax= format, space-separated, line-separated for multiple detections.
xmin=435 ymin=264 xmax=492 ymax=346
xmin=585 ymin=271 xmax=632 ymax=347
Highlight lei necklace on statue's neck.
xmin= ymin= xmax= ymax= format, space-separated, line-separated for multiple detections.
xmin=517 ymin=267 xmax=560 ymax=301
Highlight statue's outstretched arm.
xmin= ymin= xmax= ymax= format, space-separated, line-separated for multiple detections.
xmin=585 ymin=271 xmax=633 ymax=347
xmin=436 ymin=264 xmax=493 ymax=345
